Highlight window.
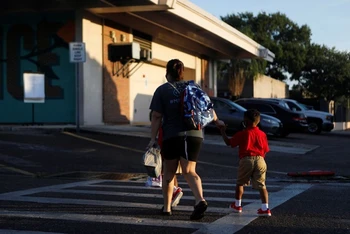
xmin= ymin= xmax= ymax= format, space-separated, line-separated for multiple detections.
xmin=237 ymin=102 xmax=276 ymax=114
xmin=133 ymin=30 xmax=152 ymax=50
xmin=213 ymin=100 xmax=231 ymax=112
xmin=221 ymin=102 xmax=232 ymax=112
xmin=212 ymin=100 xmax=223 ymax=111
xmin=256 ymin=104 xmax=275 ymax=114
xmin=286 ymin=101 xmax=302 ymax=111
xmin=239 ymin=103 xmax=256 ymax=110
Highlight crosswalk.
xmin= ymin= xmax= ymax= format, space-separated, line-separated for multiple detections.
xmin=0 ymin=178 xmax=312 ymax=234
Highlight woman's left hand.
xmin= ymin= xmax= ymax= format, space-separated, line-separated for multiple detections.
xmin=146 ymin=139 xmax=156 ymax=150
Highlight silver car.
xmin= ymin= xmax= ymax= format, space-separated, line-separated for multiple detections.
xmin=265 ymin=98 xmax=334 ymax=134
xmin=207 ymin=97 xmax=285 ymax=137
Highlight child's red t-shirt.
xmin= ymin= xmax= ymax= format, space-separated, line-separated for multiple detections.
xmin=229 ymin=126 xmax=269 ymax=159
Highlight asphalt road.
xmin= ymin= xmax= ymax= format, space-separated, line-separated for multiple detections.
xmin=0 ymin=130 xmax=349 ymax=234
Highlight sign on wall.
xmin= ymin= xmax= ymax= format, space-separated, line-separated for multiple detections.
xmin=69 ymin=42 xmax=86 ymax=63
xmin=23 ymin=73 xmax=45 ymax=103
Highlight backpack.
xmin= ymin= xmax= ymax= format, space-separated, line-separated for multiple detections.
xmin=169 ymin=80 xmax=214 ymax=130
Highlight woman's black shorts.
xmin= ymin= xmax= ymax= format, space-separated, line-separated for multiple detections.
xmin=161 ymin=136 xmax=203 ymax=162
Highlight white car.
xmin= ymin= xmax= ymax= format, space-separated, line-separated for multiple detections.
xmin=267 ymin=98 xmax=334 ymax=134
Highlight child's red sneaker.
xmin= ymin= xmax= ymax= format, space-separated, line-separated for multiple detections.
xmin=257 ymin=208 xmax=272 ymax=217
xmin=229 ymin=203 xmax=242 ymax=213
xmin=171 ymin=187 xmax=183 ymax=207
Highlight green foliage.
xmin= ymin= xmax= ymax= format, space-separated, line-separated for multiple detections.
xmin=221 ymin=11 xmax=350 ymax=101
xmin=300 ymin=44 xmax=350 ymax=101
xmin=230 ymin=58 xmax=266 ymax=80
xmin=221 ymin=11 xmax=312 ymax=81
xmin=216 ymin=58 xmax=266 ymax=98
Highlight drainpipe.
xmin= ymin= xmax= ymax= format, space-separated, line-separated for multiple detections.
xmin=213 ymin=60 xmax=217 ymax=97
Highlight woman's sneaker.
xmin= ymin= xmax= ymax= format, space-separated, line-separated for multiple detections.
xmin=257 ymin=208 xmax=272 ymax=217
xmin=190 ymin=200 xmax=208 ymax=220
xmin=229 ymin=203 xmax=242 ymax=213
xmin=171 ymin=187 xmax=183 ymax=207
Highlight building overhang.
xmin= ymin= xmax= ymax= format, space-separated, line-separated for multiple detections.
xmin=88 ymin=0 xmax=275 ymax=62
xmin=1 ymin=0 xmax=274 ymax=62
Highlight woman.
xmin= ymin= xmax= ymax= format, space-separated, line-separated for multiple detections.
xmin=148 ymin=110 xmax=183 ymax=207
xmin=148 ymin=59 xmax=224 ymax=220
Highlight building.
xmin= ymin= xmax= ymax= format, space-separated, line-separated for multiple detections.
xmin=217 ymin=73 xmax=289 ymax=100
xmin=0 ymin=0 xmax=275 ymax=126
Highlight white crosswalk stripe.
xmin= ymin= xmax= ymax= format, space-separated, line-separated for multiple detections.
xmin=0 ymin=179 xmax=313 ymax=233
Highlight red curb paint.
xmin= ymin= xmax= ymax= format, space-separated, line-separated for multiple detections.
xmin=287 ymin=170 xmax=335 ymax=177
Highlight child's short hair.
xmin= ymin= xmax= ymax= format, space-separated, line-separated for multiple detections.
xmin=244 ymin=109 xmax=261 ymax=126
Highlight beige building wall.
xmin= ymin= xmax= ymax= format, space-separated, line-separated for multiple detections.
xmin=129 ymin=42 xmax=201 ymax=125
xmin=334 ymin=122 xmax=350 ymax=130
xmin=253 ymin=75 xmax=288 ymax=98
xmin=195 ymin=57 xmax=202 ymax=84
xmin=152 ymin=43 xmax=196 ymax=69
xmin=102 ymin=21 xmax=132 ymax=124
xmin=129 ymin=63 xmax=167 ymax=125
xmin=82 ymin=13 xmax=103 ymax=125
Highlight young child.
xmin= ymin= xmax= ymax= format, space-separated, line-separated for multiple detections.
xmin=219 ymin=109 xmax=271 ymax=217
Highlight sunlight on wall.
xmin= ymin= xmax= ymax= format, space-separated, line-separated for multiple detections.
xmin=82 ymin=15 xmax=103 ymax=125
xmin=254 ymin=75 xmax=287 ymax=98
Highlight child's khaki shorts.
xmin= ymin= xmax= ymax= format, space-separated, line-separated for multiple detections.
xmin=236 ymin=156 xmax=267 ymax=189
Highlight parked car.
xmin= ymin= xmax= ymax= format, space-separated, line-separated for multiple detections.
xmin=207 ymin=97 xmax=284 ymax=137
xmin=269 ymin=98 xmax=334 ymax=134
xmin=235 ymin=98 xmax=309 ymax=137
xmin=304 ymin=104 xmax=314 ymax=110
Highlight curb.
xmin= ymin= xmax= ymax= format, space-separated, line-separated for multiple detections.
xmin=287 ymin=170 xmax=335 ymax=177
xmin=0 ymin=126 xmax=66 ymax=134
xmin=275 ymin=173 xmax=350 ymax=183
xmin=323 ymin=131 xmax=350 ymax=138
xmin=276 ymin=177 xmax=350 ymax=183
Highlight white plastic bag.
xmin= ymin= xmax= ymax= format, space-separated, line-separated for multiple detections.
xmin=142 ymin=146 xmax=162 ymax=178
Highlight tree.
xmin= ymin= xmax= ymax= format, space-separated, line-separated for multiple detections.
xmin=300 ymin=44 xmax=350 ymax=101
xmin=221 ymin=12 xmax=312 ymax=81
xmin=224 ymin=58 xmax=266 ymax=97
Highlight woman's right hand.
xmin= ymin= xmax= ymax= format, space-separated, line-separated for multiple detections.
xmin=214 ymin=120 xmax=225 ymax=129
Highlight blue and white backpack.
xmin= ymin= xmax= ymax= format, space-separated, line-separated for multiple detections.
xmin=169 ymin=80 xmax=214 ymax=130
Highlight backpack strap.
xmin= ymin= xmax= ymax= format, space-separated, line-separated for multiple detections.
xmin=167 ymin=82 xmax=180 ymax=94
